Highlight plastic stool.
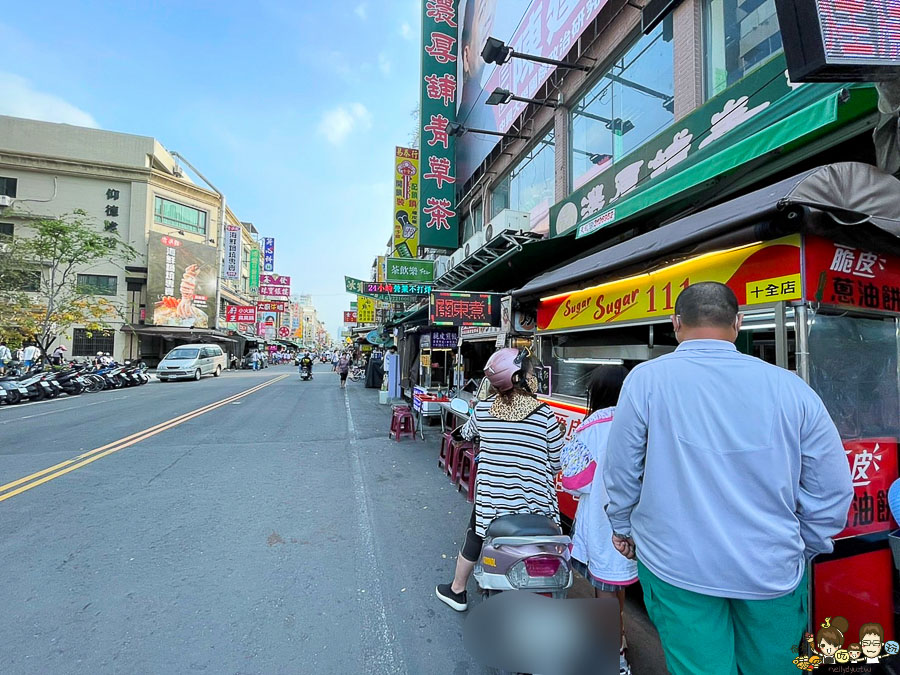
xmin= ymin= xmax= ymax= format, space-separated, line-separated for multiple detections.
xmin=449 ymin=438 xmax=473 ymax=486
xmin=390 ymin=408 xmax=416 ymax=441
xmin=457 ymin=446 xmax=477 ymax=503
xmin=438 ymin=431 xmax=455 ymax=474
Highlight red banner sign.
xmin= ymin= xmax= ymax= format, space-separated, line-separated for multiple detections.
xmin=256 ymin=301 xmax=287 ymax=313
xmin=344 ymin=311 xmax=358 ymax=323
xmin=259 ymin=285 xmax=291 ymax=298
xmin=837 ymin=438 xmax=899 ymax=539
xmin=805 ymin=235 xmax=900 ymax=312
xmin=259 ymin=274 xmax=290 ymax=286
xmin=224 ymin=305 xmax=257 ymax=323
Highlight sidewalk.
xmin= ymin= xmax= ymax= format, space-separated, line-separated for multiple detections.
xmin=357 ymin=385 xmax=666 ymax=674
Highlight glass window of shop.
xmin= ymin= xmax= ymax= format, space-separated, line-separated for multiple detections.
xmin=570 ymin=22 xmax=674 ymax=190
xmin=153 ymin=196 xmax=208 ymax=235
xmin=460 ymin=201 xmax=484 ymax=243
xmin=490 ymin=128 xmax=555 ymax=233
xmin=704 ymin=0 xmax=782 ymax=98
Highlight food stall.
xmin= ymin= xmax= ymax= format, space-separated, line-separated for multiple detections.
xmin=513 ymin=163 xmax=900 ymax=639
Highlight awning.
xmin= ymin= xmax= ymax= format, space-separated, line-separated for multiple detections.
xmin=571 ymin=84 xmax=879 ymax=240
xmin=121 ymin=325 xmax=238 ymax=342
xmin=515 ymin=162 xmax=900 ymax=299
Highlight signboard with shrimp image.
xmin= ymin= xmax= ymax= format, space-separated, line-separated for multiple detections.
xmin=147 ymin=233 xmax=217 ymax=329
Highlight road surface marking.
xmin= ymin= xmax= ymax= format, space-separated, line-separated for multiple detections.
xmin=343 ymin=388 xmax=405 ymax=674
xmin=0 ymin=374 xmax=289 ymax=503
xmin=0 ymin=396 xmax=129 ymax=424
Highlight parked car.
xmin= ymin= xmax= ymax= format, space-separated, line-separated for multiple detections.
xmin=157 ymin=344 xmax=226 ymax=381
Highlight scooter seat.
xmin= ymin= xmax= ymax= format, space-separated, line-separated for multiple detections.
xmin=485 ymin=514 xmax=561 ymax=538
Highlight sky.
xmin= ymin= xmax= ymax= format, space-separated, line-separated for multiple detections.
xmin=0 ymin=0 xmax=423 ymax=340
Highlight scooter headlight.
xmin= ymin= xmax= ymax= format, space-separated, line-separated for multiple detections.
xmin=506 ymin=555 xmax=569 ymax=590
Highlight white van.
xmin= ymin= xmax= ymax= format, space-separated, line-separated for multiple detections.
xmin=157 ymin=344 xmax=227 ymax=381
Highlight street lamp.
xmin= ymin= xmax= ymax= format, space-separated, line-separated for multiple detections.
xmin=572 ymin=110 xmax=635 ymax=136
xmin=481 ymin=36 xmax=592 ymax=71
xmin=486 ymin=87 xmax=558 ymax=108
xmin=447 ymin=122 xmax=529 ymax=140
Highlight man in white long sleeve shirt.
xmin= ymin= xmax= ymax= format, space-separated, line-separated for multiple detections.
xmin=603 ymin=281 xmax=852 ymax=675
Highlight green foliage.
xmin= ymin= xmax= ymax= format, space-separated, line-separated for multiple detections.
xmin=0 ymin=210 xmax=138 ymax=361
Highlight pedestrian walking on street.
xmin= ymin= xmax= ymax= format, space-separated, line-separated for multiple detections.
xmin=338 ymin=353 xmax=350 ymax=388
xmin=22 ymin=343 xmax=38 ymax=368
xmin=603 ymin=282 xmax=853 ymax=675
xmin=250 ymin=350 xmax=259 ymax=371
xmin=563 ymin=364 xmax=636 ymax=675
xmin=332 ymin=351 xmax=339 ymax=372
xmin=0 ymin=340 xmax=10 ymax=375
xmin=436 ymin=348 xmax=563 ymax=612
xmin=51 ymin=344 xmax=66 ymax=366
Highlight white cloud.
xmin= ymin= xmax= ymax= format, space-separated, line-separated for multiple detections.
xmin=0 ymin=72 xmax=98 ymax=128
xmin=399 ymin=22 xmax=413 ymax=40
xmin=354 ymin=3 xmax=367 ymax=19
xmin=378 ymin=53 xmax=392 ymax=76
xmin=317 ymin=103 xmax=372 ymax=145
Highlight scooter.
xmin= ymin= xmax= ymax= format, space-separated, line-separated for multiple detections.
xmin=299 ymin=363 xmax=312 ymax=381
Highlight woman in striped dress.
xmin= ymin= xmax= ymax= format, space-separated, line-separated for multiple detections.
xmin=436 ymin=348 xmax=564 ymax=611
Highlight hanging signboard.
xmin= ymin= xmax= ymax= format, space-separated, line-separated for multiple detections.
xmin=419 ymin=0 xmax=458 ymax=249
xmin=225 ymin=305 xmax=257 ymax=323
xmin=836 ymin=438 xmax=899 ymax=539
xmin=537 ymin=236 xmax=802 ymax=332
xmin=259 ymin=274 xmax=290 ymax=287
xmin=344 ymin=311 xmax=358 ymax=324
xmin=263 ymin=238 xmax=275 ymax=272
xmin=366 ymin=282 xmax=432 ymax=296
xmin=775 ymin=0 xmax=900 ymax=82
xmin=147 ymin=233 xmax=217 ymax=329
xmin=259 ymin=273 xmax=291 ymax=298
xmin=260 ymin=285 xmax=291 ymax=298
xmin=345 ymin=275 xmax=392 ymax=302
xmin=386 ymin=258 xmax=435 ymax=283
xmin=256 ymin=301 xmax=287 ymax=313
xmin=431 ymin=329 xmax=458 ymax=349
xmin=805 ymin=235 xmax=900 ymax=312
xmin=430 ymin=291 xmax=502 ymax=327
xmin=394 ymin=147 xmax=420 ymax=258
xmin=249 ymin=248 xmax=260 ymax=292
xmin=224 ymin=225 xmax=241 ymax=280
xmin=358 ymin=297 xmax=376 ymax=324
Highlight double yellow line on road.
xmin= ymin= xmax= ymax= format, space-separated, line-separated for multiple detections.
xmin=0 ymin=373 xmax=290 ymax=504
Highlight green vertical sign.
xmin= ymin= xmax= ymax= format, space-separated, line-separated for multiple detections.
xmin=249 ymin=248 xmax=260 ymax=292
xmin=419 ymin=0 xmax=458 ymax=250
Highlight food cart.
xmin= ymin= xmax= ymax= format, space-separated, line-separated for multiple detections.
xmin=513 ymin=163 xmax=900 ymax=638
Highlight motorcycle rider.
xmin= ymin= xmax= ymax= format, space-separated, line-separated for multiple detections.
xmin=435 ymin=347 xmax=564 ymax=611
xmin=299 ymin=351 xmax=314 ymax=379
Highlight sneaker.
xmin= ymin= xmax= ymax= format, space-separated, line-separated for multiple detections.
xmin=435 ymin=584 xmax=467 ymax=611
xmin=619 ymin=649 xmax=631 ymax=675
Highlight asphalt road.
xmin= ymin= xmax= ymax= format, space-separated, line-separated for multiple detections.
xmin=0 ymin=364 xmax=664 ymax=674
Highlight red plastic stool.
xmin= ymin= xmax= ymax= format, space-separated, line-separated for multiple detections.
xmin=390 ymin=407 xmax=416 ymax=441
xmin=438 ymin=431 xmax=455 ymax=474
xmin=457 ymin=446 xmax=477 ymax=503
xmin=449 ymin=438 xmax=473 ymax=486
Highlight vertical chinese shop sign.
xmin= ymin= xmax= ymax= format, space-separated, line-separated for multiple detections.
xmin=394 ymin=147 xmax=420 ymax=258
xmin=419 ymin=0 xmax=458 ymax=250
xmin=249 ymin=248 xmax=260 ymax=293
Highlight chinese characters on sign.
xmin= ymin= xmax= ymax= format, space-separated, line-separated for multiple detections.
xmin=430 ymin=330 xmax=458 ymax=349
xmin=806 ymin=236 xmax=900 ymax=312
xmin=259 ymin=285 xmax=291 ymax=298
xmin=224 ymin=225 xmax=241 ymax=280
xmin=430 ymin=291 xmax=499 ymax=327
xmin=263 ymin=238 xmax=275 ymax=272
xmin=838 ymin=439 xmax=898 ymax=538
xmin=357 ymin=297 xmax=375 ymax=324
xmin=419 ymin=0 xmax=458 ymax=249
xmin=366 ymin=283 xmax=433 ymax=296
xmin=225 ymin=305 xmax=257 ymax=323
xmin=385 ymin=258 xmax=435 ymax=283
xmin=104 ymin=186 xmax=120 ymax=232
xmin=343 ymin=311 xmax=358 ymax=324
xmin=249 ymin=248 xmax=260 ymax=292
xmin=259 ymin=274 xmax=290 ymax=287
xmin=394 ymin=147 xmax=420 ymax=258
xmin=256 ymin=301 xmax=286 ymax=313
xmin=259 ymin=274 xmax=291 ymax=297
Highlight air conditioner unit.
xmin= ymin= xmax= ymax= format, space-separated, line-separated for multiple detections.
xmin=449 ymin=248 xmax=466 ymax=269
xmin=0 ymin=195 xmax=12 ymax=207
xmin=484 ymin=209 xmax=530 ymax=242
xmin=434 ymin=255 xmax=451 ymax=278
xmin=463 ymin=231 xmax=485 ymax=258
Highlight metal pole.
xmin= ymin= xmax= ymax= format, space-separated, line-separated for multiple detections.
xmin=795 ymin=304 xmax=810 ymax=382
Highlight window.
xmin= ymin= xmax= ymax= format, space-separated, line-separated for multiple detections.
xmin=491 ymin=128 xmax=555 ymax=233
xmin=16 ymin=270 xmax=41 ymax=292
xmin=76 ymin=274 xmax=118 ymax=296
xmin=72 ymin=328 xmax=115 ymax=357
xmin=0 ymin=222 xmax=12 ymax=240
xmin=0 ymin=177 xmax=17 ymax=197
xmin=704 ymin=0 xmax=782 ymax=98
xmin=571 ymin=23 xmax=674 ymax=190
xmin=153 ymin=196 xmax=208 ymax=235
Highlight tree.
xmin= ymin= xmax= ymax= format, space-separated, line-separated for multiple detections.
xmin=0 ymin=209 xmax=138 ymax=362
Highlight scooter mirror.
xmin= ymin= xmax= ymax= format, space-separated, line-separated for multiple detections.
xmin=449 ymin=397 xmax=470 ymax=416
